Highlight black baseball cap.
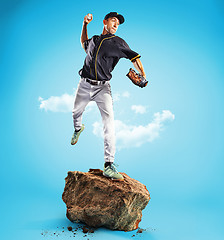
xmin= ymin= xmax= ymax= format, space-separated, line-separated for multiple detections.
xmin=104 ymin=12 xmax=125 ymax=24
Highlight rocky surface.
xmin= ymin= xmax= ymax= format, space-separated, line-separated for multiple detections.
xmin=62 ymin=169 xmax=150 ymax=231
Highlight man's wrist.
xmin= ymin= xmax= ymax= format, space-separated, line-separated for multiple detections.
xmin=140 ymin=72 xmax=146 ymax=78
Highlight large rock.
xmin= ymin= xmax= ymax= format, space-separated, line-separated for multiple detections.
xmin=62 ymin=169 xmax=150 ymax=231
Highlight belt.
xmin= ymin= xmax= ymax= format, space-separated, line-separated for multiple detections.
xmin=84 ymin=78 xmax=106 ymax=86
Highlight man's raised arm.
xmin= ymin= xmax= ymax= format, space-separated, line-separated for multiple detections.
xmin=81 ymin=14 xmax=93 ymax=49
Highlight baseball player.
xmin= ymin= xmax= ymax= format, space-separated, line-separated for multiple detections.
xmin=71 ymin=12 xmax=147 ymax=180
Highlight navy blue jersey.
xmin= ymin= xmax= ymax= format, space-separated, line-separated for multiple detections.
xmin=79 ymin=33 xmax=140 ymax=81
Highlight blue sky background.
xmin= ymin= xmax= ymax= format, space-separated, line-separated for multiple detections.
xmin=1 ymin=0 xmax=224 ymax=239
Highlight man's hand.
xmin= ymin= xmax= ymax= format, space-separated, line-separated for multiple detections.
xmin=83 ymin=13 xmax=93 ymax=25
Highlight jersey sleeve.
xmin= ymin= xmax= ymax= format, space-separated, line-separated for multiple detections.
xmin=118 ymin=39 xmax=141 ymax=62
xmin=83 ymin=38 xmax=91 ymax=53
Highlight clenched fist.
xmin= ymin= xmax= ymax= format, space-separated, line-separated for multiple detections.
xmin=84 ymin=13 xmax=93 ymax=24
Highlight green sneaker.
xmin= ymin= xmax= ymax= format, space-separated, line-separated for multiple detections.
xmin=71 ymin=124 xmax=85 ymax=145
xmin=103 ymin=163 xmax=124 ymax=181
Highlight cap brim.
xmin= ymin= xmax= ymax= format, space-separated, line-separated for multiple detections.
xmin=117 ymin=14 xmax=124 ymax=24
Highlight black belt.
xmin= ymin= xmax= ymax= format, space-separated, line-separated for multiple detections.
xmin=84 ymin=78 xmax=106 ymax=86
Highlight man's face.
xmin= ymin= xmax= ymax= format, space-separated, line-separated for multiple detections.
xmin=104 ymin=17 xmax=120 ymax=34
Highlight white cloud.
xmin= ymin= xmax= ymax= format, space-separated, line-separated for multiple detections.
xmin=92 ymin=110 xmax=175 ymax=150
xmin=85 ymin=101 xmax=98 ymax=113
xmin=39 ymin=93 xmax=75 ymax=112
xmin=113 ymin=91 xmax=130 ymax=102
xmin=153 ymin=110 xmax=175 ymax=124
xmin=122 ymin=91 xmax=130 ymax=98
xmin=92 ymin=121 xmax=104 ymax=138
xmin=131 ymin=105 xmax=147 ymax=114
xmin=113 ymin=93 xmax=121 ymax=102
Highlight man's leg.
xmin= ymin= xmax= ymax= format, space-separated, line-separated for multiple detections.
xmin=93 ymin=82 xmax=123 ymax=180
xmin=94 ymin=83 xmax=116 ymax=163
xmin=71 ymin=78 xmax=90 ymax=144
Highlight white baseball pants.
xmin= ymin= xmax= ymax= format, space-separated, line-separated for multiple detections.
xmin=72 ymin=78 xmax=116 ymax=163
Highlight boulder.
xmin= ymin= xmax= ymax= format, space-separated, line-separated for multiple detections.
xmin=62 ymin=169 xmax=150 ymax=231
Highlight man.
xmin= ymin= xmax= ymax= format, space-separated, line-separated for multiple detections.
xmin=71 ymin=12 xmax=146 ymax=180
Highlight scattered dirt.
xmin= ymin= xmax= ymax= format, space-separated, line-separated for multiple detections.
xmin=137 ymin=228 xmax=143 ymax=233
xmin=67 ymin=226 xmax=73 ymax=231
xmin=40 ymin=224 xmax=148 ymax=238
xmin=82 ymin=226 xmax=89 ymax=233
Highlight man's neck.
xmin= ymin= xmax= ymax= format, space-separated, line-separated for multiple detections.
xmin=102 ymin=27 xmax=113 ymax=35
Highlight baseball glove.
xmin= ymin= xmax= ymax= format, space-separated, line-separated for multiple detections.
xmin=126 ymin=68 xmax=148 ymax=88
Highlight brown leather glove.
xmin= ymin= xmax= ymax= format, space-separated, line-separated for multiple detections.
xmin=126 ymin=68 xmax=148 ymax=88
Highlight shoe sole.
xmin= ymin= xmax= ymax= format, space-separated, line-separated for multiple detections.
xmin=71 ymin=141 xmax=78 ymax=145
xmin=103 ymin=172 xmax=124 ymax=181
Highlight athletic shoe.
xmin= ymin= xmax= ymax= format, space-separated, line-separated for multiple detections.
xmin=71 ymin=124 xmax=85 ymax=145
xmin=103 ymin=163 xmax=124 ymax=180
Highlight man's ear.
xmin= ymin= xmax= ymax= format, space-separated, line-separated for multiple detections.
xmin=103 ymin=19 xmax=107 ymax=25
